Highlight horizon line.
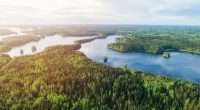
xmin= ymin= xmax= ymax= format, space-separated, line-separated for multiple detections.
xmin=1 ymin=23 xmax=200 ymax=27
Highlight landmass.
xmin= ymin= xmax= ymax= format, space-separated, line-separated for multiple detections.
xmin=108 ymin=26 xmax=200 ymax=55
xmin=0 ymin=35 xmax=41 ymax=53
xmin=25 ymin=25 xmax=116 ymax=37
xmin=0 ymin=44 xmax=199 ymax=109
xmin=162 ymin=52 xmax=171 ymax=58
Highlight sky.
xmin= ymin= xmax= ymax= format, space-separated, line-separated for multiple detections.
xmin=0 ymin=0 xmax=200 ymax=25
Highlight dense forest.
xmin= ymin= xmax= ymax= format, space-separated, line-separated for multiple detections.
xmin=0 ymin=44 xmax=199 ymax=110
xmin=108 ymin=26 xmax=200 ymax=54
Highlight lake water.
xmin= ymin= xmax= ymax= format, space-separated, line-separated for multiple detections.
xmin=1 ymin=31 xmax=200 ymax=84
xmin=5 ymin=35 xmax=95 ymax=56
xmin=0 ymin=27 xmax=28 ymax=41
xmin=80 ymin=35 xmax=200 ymax=84
xmin=1 ymin=28 xmax=95 ymax=56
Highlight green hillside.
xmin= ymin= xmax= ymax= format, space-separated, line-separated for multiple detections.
xmin=0 ymin=45 xmax=199 ymax=110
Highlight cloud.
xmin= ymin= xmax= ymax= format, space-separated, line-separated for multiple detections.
xmin=0 ymin=0 xmax=199 ymax=25
xmin=157 ymin=4 xmax=200 ymax=17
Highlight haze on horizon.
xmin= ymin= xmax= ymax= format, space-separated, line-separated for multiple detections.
xmin=0 ymin=0 xmax=200 ymax=25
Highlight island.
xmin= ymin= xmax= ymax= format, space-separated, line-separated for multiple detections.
xmin=74 ymin=35 xmax=107 ymax=44
xmin=20 ymin=49 xmax=24 ymax=55
xmin=31 ymin=46 xmax=37 ymax=52
xmin=104 ymin=56 xmax=108 ymax=63
xmin=162 ymin=52 xmax=171 ymax=58
xmin=0 ymin=35 xmax=41 ymax=53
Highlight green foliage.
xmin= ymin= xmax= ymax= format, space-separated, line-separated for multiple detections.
xmin=26 ymin=25 xmax=116 ymax=36
xmin=0 ymin=45 xmax=12 ymax=53
xmin=0 ymin=35 xmax=41 ymax=53
xmin=0 ymin=54 xmax=11 ymax=68
xmin=108 ymin=26 xmax=200 ymax=54
xmin=162 ymin=52 xmax=170 ymax=58
xmin=3 ymin=35 xmax=40 ymax=47
xmin=104 ymin=56 xmax=108 ymax=63
xmin=0 ymin=45 xmax=199 ymax=110
xmin=32 ymin=46 xmax=37 ymax=52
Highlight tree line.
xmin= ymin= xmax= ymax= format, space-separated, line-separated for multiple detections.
xmin=0 ymin=45 xmax=199 ymax=110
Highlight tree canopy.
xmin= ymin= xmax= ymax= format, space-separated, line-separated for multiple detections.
xmin=0 ymin=45 xmax=199 ymax=110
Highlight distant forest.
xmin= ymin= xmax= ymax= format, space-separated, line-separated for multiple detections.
xmin=108 ymin=25 xmax=200 ymax=54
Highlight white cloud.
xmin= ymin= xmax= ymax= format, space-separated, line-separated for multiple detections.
xmin=0 ymin=0 xmax=199 ymax=25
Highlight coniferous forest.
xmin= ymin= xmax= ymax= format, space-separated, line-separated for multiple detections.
xmin=0 ymin=44 xmax=199 ymax=110
xmin=1 ymin=0 xmax=200 ymax=109
xmin=108 ymin=26 xmax=200 ymax=54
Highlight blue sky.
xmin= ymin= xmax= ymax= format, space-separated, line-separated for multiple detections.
xmin=0 ymin=0 xmax=200 ymax=25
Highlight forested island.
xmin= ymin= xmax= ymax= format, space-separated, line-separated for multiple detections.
xmin=74 ymin=35 xmax=107 ymax=44
xmin=0 ymin=35 xmax=41 ymax=53
xmin=0 ymin=44 xmax=199 ymax=110
xmin=162 ymin=52 xmax=171 ymax=58
xmin=108 ymin=26 xmax=200 ymax=54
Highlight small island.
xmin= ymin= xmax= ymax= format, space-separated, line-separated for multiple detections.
xmin=20 ymin=49 xmax=24 ymax=55
xmin=103 ymin=56 xmax=108 ymax=63
xmin=162 ymin=52 xmax=171 ymax=58
xmin=0 ymin=35 xmax=41 ymax=53
xmin=31 ymin=46 xmax=37 ymax=52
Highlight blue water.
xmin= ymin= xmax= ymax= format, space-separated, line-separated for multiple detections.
xmin=80 ymin=35 xmax=200 ymax=84
xmin=4 ymin=31 xmax=200 ymax=84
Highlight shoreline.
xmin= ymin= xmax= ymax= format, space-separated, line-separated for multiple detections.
xmin=107 ymin=46 xmax=200 ymax=56
xmin=1 ymin=34 xmax=200 ymax=85
xmin=2 ymin=34 xmax=110 ymax=58
xmin=2 ymin=40 xmax=200 ymax=85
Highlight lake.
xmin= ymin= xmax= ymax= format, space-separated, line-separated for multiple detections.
xmin=1 ymin=30 xmax=200 ymax=84
xmin=5 ymin=35 xmax=95 ymax=56
xmin=80 ymin=35 xmax=200 ymax=84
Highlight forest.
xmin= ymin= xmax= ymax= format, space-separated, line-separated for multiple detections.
xmin=25 ymin=25 xmax=117 ymax=37
xmin=0 ymin=25 xmax=117 ymax=53
xmin=0 ymin=35 xmax=41 ymax=53
xmin=108 ymin=26 xmax=200 ymax=54
xmin=0 ymin=44 xmax=199 ymax=110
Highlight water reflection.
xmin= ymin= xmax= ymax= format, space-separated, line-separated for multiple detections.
xmin=5 ymin=35 xmax=94 ymax=57
xmin=80 ymin=35 xmax=200 ymax=83
xmin=2 ymin=32 xmax=200 ymax=83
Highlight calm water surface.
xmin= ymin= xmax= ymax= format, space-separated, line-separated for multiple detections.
xmin=80 ymin=35 xmax=200 ymax=83
xmin=0 ymin=27 xmax=29 ymax=41
xmin=2 ymin=32 xmax=200 ymax=84
xmin=5 ymin=35 xmax=94 ymax=56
